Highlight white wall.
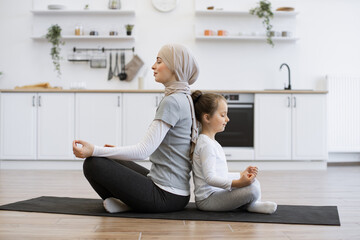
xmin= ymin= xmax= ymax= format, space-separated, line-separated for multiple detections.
xmin=1 ymin=0 xmax=360 ymax=91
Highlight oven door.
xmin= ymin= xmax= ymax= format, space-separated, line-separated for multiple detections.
xmin=215 ymin=103 xmax=254 ymax=147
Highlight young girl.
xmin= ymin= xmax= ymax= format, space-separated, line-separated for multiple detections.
xmin=191 ymin=90 xmax=277 ymax=213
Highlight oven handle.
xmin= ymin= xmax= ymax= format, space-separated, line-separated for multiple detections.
xmin=228 ymin=104 xmax=253 ymax=108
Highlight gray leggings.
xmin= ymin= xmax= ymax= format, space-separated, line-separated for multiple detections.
xmin=196 ymin=179 xmax=261 ymax=212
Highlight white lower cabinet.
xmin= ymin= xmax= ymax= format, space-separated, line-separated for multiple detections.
xmin=122 ymin=93 xmax=162 ymax=145
xmin=75 ymin=93 xmax=122 ymax=147
xmin=254 ymin=94 xmax=327 ymax=161
xmin=1 ymin=93 xmax=37 ymax=159
xmin=0 ymin=93 xmax=75 ymax=160
xmin=37 ymin=93 xmax=75 ymax=160
xmin=0 ymin=92 xmax=327 ymax=167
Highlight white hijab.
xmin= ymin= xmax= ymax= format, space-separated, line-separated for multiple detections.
xmin=157 ymin=44 xmax=199 ymax=157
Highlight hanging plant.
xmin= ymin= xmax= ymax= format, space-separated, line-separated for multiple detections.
xmin=46 ymin=24 xmax=65 ymax=77
xmin=250 ymin=0 xmax=274 ymax=47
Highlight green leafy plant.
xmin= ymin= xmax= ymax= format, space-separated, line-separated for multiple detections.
xmin=46 ymin=24 xmax=65 ymax=77
xmin=125 ymin=24 xmax=134 ymax=35
xmin=250 ymin=0 xmax=274 ymax=47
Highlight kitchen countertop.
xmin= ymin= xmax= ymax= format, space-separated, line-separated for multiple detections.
xmin=0 ymin=89 xmax=328 ymax=94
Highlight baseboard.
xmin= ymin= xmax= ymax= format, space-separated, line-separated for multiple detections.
xmin=328 ymin=162 xmax=360 ymax=166
xmin=0 ymin=160 xmax=84 ymax=170
xmin=227 ymin=160 xmax=327 ymax=171
xmin=0 ymin=160 xmax=327 ymax=171
xmin=328 ymin=152 xmax=360 ymax=163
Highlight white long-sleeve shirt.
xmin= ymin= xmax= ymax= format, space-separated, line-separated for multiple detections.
xmin=92 ymin=120 xmax=170 ymax=160
xmin=192 ymin=134 xmax=240 ymax=201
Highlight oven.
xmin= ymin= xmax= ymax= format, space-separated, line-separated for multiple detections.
xmin=215 ymin=93 xmax=255 ymax=160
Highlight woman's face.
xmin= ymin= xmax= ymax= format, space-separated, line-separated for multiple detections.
xmin=152 ymin=57 xmax=175 ymax=84
xmin=205 ymin=99 xmax=230 ymax=133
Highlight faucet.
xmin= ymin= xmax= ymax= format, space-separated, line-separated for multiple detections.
xmin=280 ymin=63 xmax=291 ymax=90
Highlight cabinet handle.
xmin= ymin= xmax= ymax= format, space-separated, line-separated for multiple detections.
xmin=32 ymin=96 xmax=36 ymax=107
xmin=117 ymin=96 xmax=120 ymax=107
xmin=155 ymin=96 xmax=159 ymax=107
xmin=38 ymin=96 xmax=42 ymax=107
xmin=293 ymin=96 xmax=296 ymax=108
xmin=287 ymin=96 xmax=291 ymax=108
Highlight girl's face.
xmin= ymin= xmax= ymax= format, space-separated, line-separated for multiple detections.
xmin=152 ymin=57 xmax=175 ymax=84
xmin=204 ymin=99 xmax=230 ymax=133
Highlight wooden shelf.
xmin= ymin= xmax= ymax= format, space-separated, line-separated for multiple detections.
xmin=31 ymin=9 xmax=135 ymax=15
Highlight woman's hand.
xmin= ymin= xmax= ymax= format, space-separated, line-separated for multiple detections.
xmin=72 ymin=140 xmax=94 ymax=158
xmin=104 ymin=144 xmax=116 ymax=147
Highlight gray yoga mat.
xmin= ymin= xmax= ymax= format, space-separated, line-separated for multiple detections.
xmin=0 ymin=196 xmax=340 ymax=226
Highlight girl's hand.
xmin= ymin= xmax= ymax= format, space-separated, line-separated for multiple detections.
xmin=232 ymin=172 xmax=256 ymax=188
xmin=245 ymin=166 xmax=258 ymax=176
xmin=104 ymin=144 xmax=116 ymax=147
xmin=72 ymin=140 xmax=94 ymax=158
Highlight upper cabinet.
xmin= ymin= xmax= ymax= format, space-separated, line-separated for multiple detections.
xmin=194 ymin=0 xmax=298 ymax=43
xmin=31 ymin=0 xmax=135 ymax=41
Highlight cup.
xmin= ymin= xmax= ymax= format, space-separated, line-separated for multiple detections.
xmin=281 ymin=31 xmax=292 ymax=37
xmin=204 ymin=29 xmax=215 ymax=36
xmin=109 ymin=31 xmax=118 ymax=36
xmin=75 ymin=25 xmax=83 ymax=36
xmin=217 ymin=30 xmax=228 ymax=36
xmin=269 ymin=31 xmax=280 ymax=37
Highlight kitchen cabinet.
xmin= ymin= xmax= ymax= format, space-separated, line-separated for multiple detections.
xmin=122 ymin=93 xmax=163 ymax=145
xmin=75 ymin=93 xmax=122 ymax=147
xmin=254 ymin=94 xmax=327 ymax=161
xmin=0 ymin=93 xmax=75 ymax=160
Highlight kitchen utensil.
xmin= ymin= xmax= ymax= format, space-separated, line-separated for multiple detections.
xmin=90 ymin=52 xmax=107 ymax=68
xmin=119 ymin=52 xmax=127 ymax=80
xmin=125 ymin=54 xmax=144 ymax=82
xmin=67 ymin=51 xmax=90 ymax=62
xmin=113 ymin=53 xmax=120 ymax=78
xmin=107 ymin=52 xmax=113 ymax=80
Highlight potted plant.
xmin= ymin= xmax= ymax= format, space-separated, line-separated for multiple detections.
xmin=125 ymin=24 xmax=134 ymax=36
xmin=46 ymin=24 xmax=65 ymax=77
xmin=250 ymin=0 xmax=274 ymax=47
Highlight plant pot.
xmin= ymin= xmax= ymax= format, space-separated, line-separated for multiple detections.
xmin=126 ymin=31 xmax=132 ymax=36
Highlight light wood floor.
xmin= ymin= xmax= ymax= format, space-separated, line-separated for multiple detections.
xmin=0 ymin=165 xmax=359 ymax=240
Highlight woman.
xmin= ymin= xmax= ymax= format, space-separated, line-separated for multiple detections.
xmin=72 ymin=44 xmax=199 ymax=213
xmin=191 ymin=91 xmax=277 ymax=213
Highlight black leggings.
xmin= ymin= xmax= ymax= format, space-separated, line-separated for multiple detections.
xmin=83 ymin=157 xmax=190 ymax=213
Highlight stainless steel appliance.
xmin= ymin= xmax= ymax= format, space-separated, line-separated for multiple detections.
xmin=215 ymin=93 xmax=255 ymax=160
